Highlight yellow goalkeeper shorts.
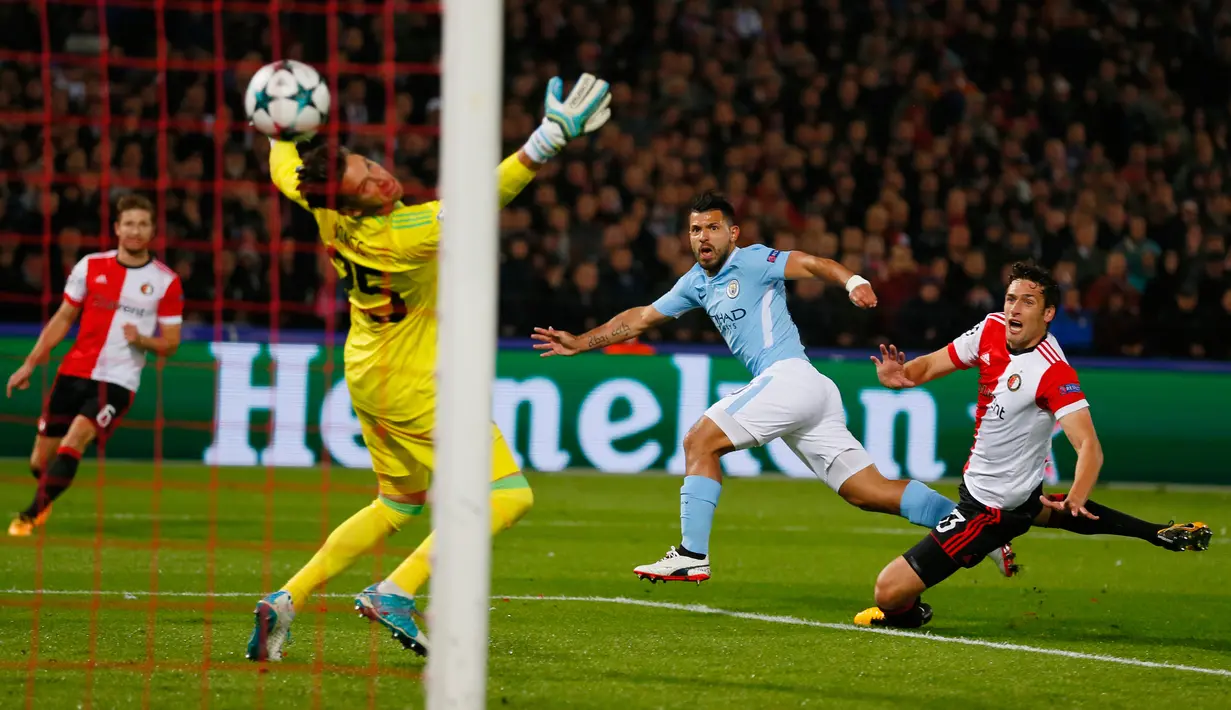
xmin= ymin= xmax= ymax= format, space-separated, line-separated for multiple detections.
xmin=353 ymin=406 xmax=520 ymax=496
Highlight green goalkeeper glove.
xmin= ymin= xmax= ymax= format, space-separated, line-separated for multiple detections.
xmin=522 ymin=73 xmax=612 ymax=163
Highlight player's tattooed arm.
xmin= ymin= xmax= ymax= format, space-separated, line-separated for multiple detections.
xmin=586 ymin=321 xmax=631 ymax=349
xmin=532 ymin=306 xmax=666 ymax=357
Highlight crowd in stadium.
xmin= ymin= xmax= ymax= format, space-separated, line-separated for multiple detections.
xmin=3 ymin=1 xmax=1231 ymax=359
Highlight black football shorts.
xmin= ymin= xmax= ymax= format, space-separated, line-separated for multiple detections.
xmin=39 ymin=374 xmax=135 ymax=439
xmin=903 ymin=482 xmax=1044 ymax=588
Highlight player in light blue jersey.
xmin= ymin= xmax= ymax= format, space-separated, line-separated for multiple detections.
xmin=533 ymin=192 xmax=1017 ymax=583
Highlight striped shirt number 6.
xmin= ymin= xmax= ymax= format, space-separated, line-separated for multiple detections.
xmin=96 ymin=404 xmax=117 ymax=429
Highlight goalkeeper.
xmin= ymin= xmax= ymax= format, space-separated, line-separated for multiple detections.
xmin=246 ymin=74 xmax=612 ymax=661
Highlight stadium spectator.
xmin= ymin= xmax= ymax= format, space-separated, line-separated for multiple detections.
xmin=1051 ymin=288 xmax=1094 ymax=355
xmin=0 ymin=1 xmax=1228 ymax=361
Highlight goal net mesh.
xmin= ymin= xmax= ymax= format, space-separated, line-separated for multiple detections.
xmin=0 ymin=1 xmax=441 ymax=706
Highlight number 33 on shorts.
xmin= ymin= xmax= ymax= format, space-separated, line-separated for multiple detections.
xmin=935 ymin=510 xmax=966 ymax=533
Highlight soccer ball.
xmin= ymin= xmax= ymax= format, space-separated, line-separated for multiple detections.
xmin=244 ymin=60 xmax=331 ymax=140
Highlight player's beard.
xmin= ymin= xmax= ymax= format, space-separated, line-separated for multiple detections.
xmin=696 ymin=243 xmax=731 ymax=274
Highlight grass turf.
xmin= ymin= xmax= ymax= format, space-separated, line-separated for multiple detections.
xmin=1 ymin=461 xmax=1228 ymax=708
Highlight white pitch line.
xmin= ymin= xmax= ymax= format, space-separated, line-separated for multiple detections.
xmin=41 ymin=513 xmax=814 ymax=533
xmin=38 ymin=514 xmax=1227 ymax=543
xmin=0 ymin=589 xmax=1227 ymax=678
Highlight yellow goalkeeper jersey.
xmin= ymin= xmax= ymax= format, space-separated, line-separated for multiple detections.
xmin=268 ymin=140 xmax=534 ymax=421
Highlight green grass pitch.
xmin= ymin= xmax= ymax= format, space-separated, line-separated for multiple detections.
xmin=1 ymin=461 xmax=1229 ymax=708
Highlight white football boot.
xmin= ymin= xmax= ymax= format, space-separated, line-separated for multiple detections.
xmin=246 ymin=590 xmax=295 ymax=661
xmin=633 ymin=546 xmax=710 ymax=584
xmin=987 ymin=543 xmax=1019 ymax=577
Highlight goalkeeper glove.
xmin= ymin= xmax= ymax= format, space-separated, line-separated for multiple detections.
xmin=522 ymin=73 xmax=613 ymax=163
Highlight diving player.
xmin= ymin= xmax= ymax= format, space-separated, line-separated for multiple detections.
xmin=854 ymin=262 xmax=1211 ymax=628
xmin=246 ymin=74 xmax=612 ymax=660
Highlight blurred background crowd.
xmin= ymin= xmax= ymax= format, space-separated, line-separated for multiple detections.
xmin=3 ymin=0 xmax=1231 ymax=359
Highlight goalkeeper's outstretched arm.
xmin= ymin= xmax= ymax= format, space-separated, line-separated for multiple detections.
xmin=461 ymin=72 xmax=614 ymax=214
xmin=391 ymin=73 xmax=613 ymax=258
xmin=265 ymin=73 xmax=610 ymax=220
xmin=267 ymin=139 xmax=313 ymax=211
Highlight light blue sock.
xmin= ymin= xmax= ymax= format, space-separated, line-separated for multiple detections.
xmin=680 ymin=476 xmax=722 ymax=556
xmin=900 ymin=480 xmax=957 ymax=528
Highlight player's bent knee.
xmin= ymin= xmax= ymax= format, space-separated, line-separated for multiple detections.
xmin=681 ymin=424 xmax=706 ymax=455
xmin=874 ymin=558 xmax=921 ymax=610
xmin=837 ymin=464 xmax=902 ymax=514
xmin=61 ymin=416 xmax=98 ymax=451
xmin=491 ymin=473 xmax=534 ymax=529
xmin=871 ymin=568 xmax=901 ymax=605
xmin=684 ymin=417 xmax=734 ymax=458
xmin=374 ymin=495 xmax=423 ymax=530
xmin=377 ymin=475 xmax=428 ymax=506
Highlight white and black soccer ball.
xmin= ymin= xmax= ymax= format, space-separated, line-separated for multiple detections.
xmin=244 ymin=60 xmax=331 ymax=140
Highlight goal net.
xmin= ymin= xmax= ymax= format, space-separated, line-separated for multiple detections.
xmin=0 ymin=1 xmax=498 ymax=706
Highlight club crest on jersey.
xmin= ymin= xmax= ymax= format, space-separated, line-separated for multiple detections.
xmin=140 ymin=283 xmax=153 ymax=295
xmin=1007 ymin=374 xmax=1022 ymax=391
xmin=726 ymin=280 xmax=740 ymax=298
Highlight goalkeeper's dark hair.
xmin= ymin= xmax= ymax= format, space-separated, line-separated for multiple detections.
xmin=1009 ymin=261 xmax=1060 ymax=310
xmin=296 ymin=143 xmax=353 ymax=210
xmin=690 ymin=191 xmax=738 ymax=225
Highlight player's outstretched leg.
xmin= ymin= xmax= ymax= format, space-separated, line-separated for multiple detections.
xmin=245 ymin=495 xmax=410 ymax=661
xmin=358 ymin=473 xmax=535 ymax=656
xmin=834 ymin=463 xmax=1019 ymax=577
xmin=856 ymin=484 xmax=1040 ymax=627
xmin=633 ymin=417 xmax=726 ymax=584
xmin=9 ymin=417 xmax=94 ymax=537
xmin=1036 ymin=494 xmax=1213 ymax=551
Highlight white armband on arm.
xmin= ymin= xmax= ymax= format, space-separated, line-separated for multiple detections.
xmin=845 ymin=275 xmax=871 ymax=294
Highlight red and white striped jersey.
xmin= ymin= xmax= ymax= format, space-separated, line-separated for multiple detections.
xmin=59 ymin=251 xmax=183 ymax=393
xmin=947 ymin=313 xmax=1089 ymax=509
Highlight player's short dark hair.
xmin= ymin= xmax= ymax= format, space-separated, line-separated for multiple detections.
xmin=690 ymin=191 xmax=737 ymax=225
xmin=1009 ymin=261 xmax=1060 ymax=309
xmin=297 ymin=143 xmax=354 ymax=210
xmin=115 ymin=194 xmax=154 ymax=220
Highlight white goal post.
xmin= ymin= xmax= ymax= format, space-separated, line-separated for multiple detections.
xmin=429 ymin=0 xmax=504 ymax=707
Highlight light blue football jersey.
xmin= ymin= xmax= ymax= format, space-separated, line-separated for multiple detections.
xmin=652 ymin=244 xmax=808 ymax=377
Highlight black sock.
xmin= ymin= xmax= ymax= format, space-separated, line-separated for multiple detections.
xmin=676 ymin=544 xmax=706 ymax=560
xmin=1046 ymin=498 xmax=1166 ymax=546
xmin=23 ymin=447 xmax=81 ymax=519
xmin=882 ymin=598 xmax=929 ymax=628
